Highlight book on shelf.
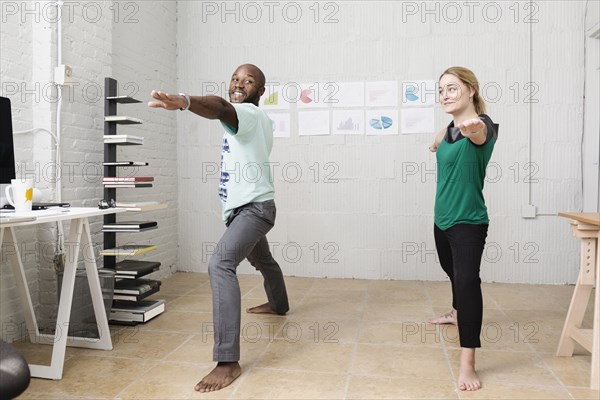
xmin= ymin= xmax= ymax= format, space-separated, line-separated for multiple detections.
xmin=105 ymin=96 xmax=141 ymax=104
xmin=113 ymin=284 xmax=160 ymax=301
xmin=101 ymin=244 xmax=156 ymax=256
xmin=114 ymin=201 xmax=167 ymax=212
xmin=103 ymin=226 xmax=157 ymax=233
xmin=103 ymin=221 xmax=157 ymax=229
xmin=102 ymin=177 xmax=154 ymax=182
xmin=103 ymin=134 xmax=144 ymax=144
xmin=104 ymin=183 xmax=153 ymax=188
xmin=114 ymin=278 xmax=161 ymax=295
xmin=114 ymin=259 xmax=161 ymax=278
xmin=102 ymin=221 xmax=158 ymax=232
xmin=110 ymin=299 xmax=165 ymax=323
xmin=103 ymin=161 xmax=149 ymax=166
xmin=104 ymin=115 xmax=143 ymax=124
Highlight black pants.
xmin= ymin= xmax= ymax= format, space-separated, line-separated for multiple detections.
xmin=434 ymin=223 xmax=488 ymax=348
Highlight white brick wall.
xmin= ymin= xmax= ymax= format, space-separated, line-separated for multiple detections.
xmin=1 ymin=0 xmax=178 ymax=339
xmin=176 ymin=1 xmax=587 ymax=284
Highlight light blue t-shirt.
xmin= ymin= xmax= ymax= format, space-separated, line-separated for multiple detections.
xmin=219 ymin=103 xmax=275 ymax=221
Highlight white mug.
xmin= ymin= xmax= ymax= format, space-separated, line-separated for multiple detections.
xmin=5 ymin=178 xmax=34 ymax=213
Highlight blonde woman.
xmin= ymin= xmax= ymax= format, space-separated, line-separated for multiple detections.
xmin=428 ymin=67 xmax=498 ymax=391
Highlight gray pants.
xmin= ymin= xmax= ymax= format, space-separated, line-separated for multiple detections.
xmin=208 ymin=200 xmax=289 ymax=362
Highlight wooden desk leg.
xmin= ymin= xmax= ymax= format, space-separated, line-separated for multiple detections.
xmin=557 ymin=238 xmax=594 ymax=357
xmin=592 ymin=238 xmax=599 ymax=390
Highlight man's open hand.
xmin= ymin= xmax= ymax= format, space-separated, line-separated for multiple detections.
xmin=148 ymin=90 xmax=186 ymax=110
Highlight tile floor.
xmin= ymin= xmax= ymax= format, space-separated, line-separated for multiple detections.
xmin=12 ymin=272 xmax=599 ymax=399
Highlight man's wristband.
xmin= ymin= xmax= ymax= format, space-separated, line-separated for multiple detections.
xmin=179 ymin=93 xmax=190 ymax=111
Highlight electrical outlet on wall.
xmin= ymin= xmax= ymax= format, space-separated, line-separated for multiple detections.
xmin=54 ymin=65 xmax=72 ymax=86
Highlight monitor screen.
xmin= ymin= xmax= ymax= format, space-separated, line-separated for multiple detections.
xmin=0 ymin=96 xmax=16 ymax=184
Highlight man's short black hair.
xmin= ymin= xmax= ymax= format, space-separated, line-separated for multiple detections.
xmin=238 ymin=64 xmax=265 ymax=88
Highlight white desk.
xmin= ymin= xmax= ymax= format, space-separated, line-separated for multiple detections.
xmin=0 ymin=207 xmax=125 ymax=380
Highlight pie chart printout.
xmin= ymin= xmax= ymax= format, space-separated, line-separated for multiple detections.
xmin=369 ymin=116 xmax=393 ymax=130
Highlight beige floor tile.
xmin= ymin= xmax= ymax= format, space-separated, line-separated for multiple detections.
xmin=162 ymin=271 xmax=209 ymax=285
xmin=237 ymin=273 xmax=263 ymax=284
xmin=358 ymin=320 xmax=444 ymax=347
xmin=164 ymin=333 xmax=214 ymax=363
xmin=272 ymin=317 xmax=361 ymax=344
xmin=567 ymin=387 xmax=600 ymax=399
xmin=144 ymin=292 xmax=181 ymax=305
xmin=174 ymin=282 xmax=213 ymax=297
xmin=448 ymin=349 xmax=561 ymax=387
xmin=233 ymin=368 xmax=347 ymax=399
xmin=240 ymin=285 xmax=269 ymax=299
xmin=486 ymin=284 xmax=568 ymax=311
xmin=501 ymin=308 xmax=569 ymax=332
xmin=455 ymin=382 xmax=570 ymax=399
xmin=26 ymin=356 xmax=152 ymax=398
xmin=10 ymin=340 xmax=55 ymax=366
xmin=296 ymin=295 xmax=366 ymax=320
xmin=367 ymin=288 xmax=430 ymax=307
xmin=165 ymin=334 xmax=272 ymax=365
xmin=347 ymin=375 xmax=458 ymax=399
xmin=311 ymin=277 xmax=370 ymax=291
xmin=368 ymin=280 xmax=426 ymax=291
xmin=307 ymin=289 xmax=368 ymax=302
xmin=523 ymin=329 xmax=563 ymax=353
xmin=282 ymin=276 xmax=315 ymax=290
xmin=167 ymin=294 xmax=213 ymax=312
xmin=541 ymin=354 xmax=594 ymax=387
xmin=352 ymin=344 xmax=451 ymax=380
xmin=117 ymin=362 xmax=236 ymax=399
xmin=136 ymin=310 xmax=210 ymax=333
xmin=362 ymin=303 xmax=433 ymax=322
xmin=255 ymin=339 xmax=354 ymax=373
xmin=158 ymin=278 xmax=202 ymax=295
xmin=66 ymin=328 xmax=191 ymax=360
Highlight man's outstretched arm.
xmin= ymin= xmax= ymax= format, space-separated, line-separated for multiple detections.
xmin=148 ymin=91 xmax=238 ymax=130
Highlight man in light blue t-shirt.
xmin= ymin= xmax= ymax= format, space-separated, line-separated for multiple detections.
xmin=149 ymin=64 xmax=289 ymax=393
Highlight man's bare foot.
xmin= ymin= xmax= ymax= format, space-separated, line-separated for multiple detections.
xmin=458 ymin=348 xmax=481 ymax=391
xmin=427 ymin=309 xmax=457 ymax=325
xmin=194 ymin=362 xmax=241 ymax=393
xmin=246 ymin=302 xmax=278 ymax=314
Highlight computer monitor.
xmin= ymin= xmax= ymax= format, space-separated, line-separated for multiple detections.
xmin=1 ymin=96 xmax=16 ymax=207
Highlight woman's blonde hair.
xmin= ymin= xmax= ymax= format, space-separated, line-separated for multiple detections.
xmin=439 ymin=67 xmax=486 ymax=115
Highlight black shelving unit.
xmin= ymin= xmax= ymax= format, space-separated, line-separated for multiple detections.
xmin=103 ymin=77 xmax=164 ymax=324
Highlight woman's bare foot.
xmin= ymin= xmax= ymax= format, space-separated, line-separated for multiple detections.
xmin=458 ymin=348 xmax=481 ymax=391
xmin=246 ymin=303 xmax=278 ymax=314
xmin=194 ymin=362 xmax=241 ymax=392
xmin=427 ymin=309 xmax=457 ymax=325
